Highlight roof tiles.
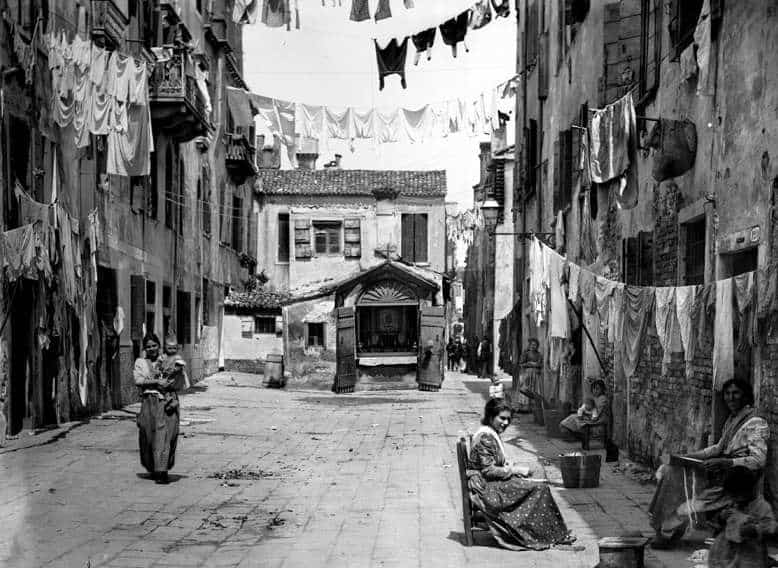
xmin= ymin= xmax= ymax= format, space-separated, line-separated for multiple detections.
xmin=257 ymin=169 xmax=447 ymax=198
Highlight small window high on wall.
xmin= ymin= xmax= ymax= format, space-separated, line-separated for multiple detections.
xmin=683 ymin=219 xmax=706 ymax=285
xmin=401 ymin=213 xmax=428 ymax=263
xmin=306 ymin=323 xmax=325 ymax=348
xmin=278 ymin=213 xmax=290 ymax=262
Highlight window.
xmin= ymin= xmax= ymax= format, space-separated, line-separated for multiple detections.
xmin=683 ymin=219 xmax=706 ymax=285
xmin=306 ymin=323 xmax=325 ymax=348
xmin=232 ymin=196 xmax=243 ymax=251
xmin=278 ymin=213 xmax=290 ymax=262
xmin=130 ymin=176 xmax=146 ymax=214
xmin=637 ymin=0 xmax=661 ymax=104
xmin=401 ymin=214 xmax=428 ymax=263
xmin=553 ymin=129 xmax=573 ymax=213
xmin=176 ymin=290 xmax=192 ymax=345
xmin=163 ymin=285 xmax=172 ymax=339
xmin=526 ymin=1 xmax=539 ymax=67
xmin=148 ymin=151 xmax=158 ymax=219
xmin=524 ymin=119 xmax=539 ymax=198
xmin=313 ymin=221 xmax=342 ymax=255
xmin=202 ymin=278 xmax=210 ymax=326
xmin=344 ymin=218 xmax=362 ymax=258
xmin=255 ymin=316 xmax=276 ymax=334
xmin=623 ymin=231 xmax=654 ymax=286
xmin=165 ymin=145 xmax=174 ymax=229
xmin=669 ymin=0 xmax=704 ymax=58
xmin=177 ymin=158 xmax=185 ymax=235
xmin=201 ymin=167 xmax=211 ymax=235
xmin=240 ymin=317 xmax=254 ymax=339
xmin=722 ymin=249 xmax=758 ymax=279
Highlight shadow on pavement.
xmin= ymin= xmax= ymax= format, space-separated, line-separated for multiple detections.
xmin=300 ymin=396 xmax=429 ymax=406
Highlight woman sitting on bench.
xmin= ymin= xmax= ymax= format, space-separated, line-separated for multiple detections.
xmin=559 ymin=378 xmax=609 ymax=439
xmin=467 ymin=398 xmax=575 ymax=550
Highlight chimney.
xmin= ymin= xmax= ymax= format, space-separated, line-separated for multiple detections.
xmin=334 ymin=154 xmax=342 ymax=169
xmin=323 ymin=154 xmax=343 ymax=169
xmin=296 ymin=152 xmax=318 ymax=170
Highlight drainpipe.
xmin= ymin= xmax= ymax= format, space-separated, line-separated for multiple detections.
xmin=519 ymin=0 xmax=528 ymax=348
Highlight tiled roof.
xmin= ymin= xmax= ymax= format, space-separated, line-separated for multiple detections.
xmin=257 ymin=169 xmax=447 ymax=198
xmin=224 ymin=288 xmax=290 ymax=310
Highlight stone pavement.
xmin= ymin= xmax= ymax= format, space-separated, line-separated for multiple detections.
xmin=0 ymin=370 xmax=700 ymax=568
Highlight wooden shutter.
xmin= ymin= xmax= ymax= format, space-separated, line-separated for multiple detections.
xmin=344 ymin=218 xmax=361 ymax=258
xmin=641 ymin=0 xmax=661 ymax=100
xmin=278 ymin=213 xmax=290 ymax=262
xmin=130 ymin=275 xmax=146 ymax=341
xmin=553 ymin=137 xmax=560 ymax=212
xmin=538 ymin=31 xmax=549 ymax=100
xmin=294 ymin=217 xmax=312 ymax=259
xmin=638 ymin=230 xmax=654 ymax=286
xmin=334 ymin=307 xmax=357 ymax=393
xmin=602 ymin=3 xmax=622 ymax=106
xmin=401 ymin=214 xmax=414 ymax=261
xmin=527 ymin=2 xmax=538 ymax=64
xmin=414 ymin=214 xmax=428 ymax=263
xmin=623 ymin=237 xmax=638 ymax=285
xmin=561 ymin=128 xmax=574 ymax=210
xmin=527 ymin=119 xmax=538 ymax=194
xmin=418 ymin=306 xmax=446 ymax=389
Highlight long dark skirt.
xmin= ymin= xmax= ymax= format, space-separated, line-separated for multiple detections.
xmin=137 ymin=394 xmax=179 ymax=474
xmin=470 ymin=475 xmax=571 ymax=550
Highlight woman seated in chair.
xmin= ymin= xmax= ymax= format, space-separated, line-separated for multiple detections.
xmin=559 ymin=378 xmax=610 ymax=439
xmin=648 ymin=378 xmax=769 ymax=549
xmin=467 ymin=398 xmax=575 ymax=550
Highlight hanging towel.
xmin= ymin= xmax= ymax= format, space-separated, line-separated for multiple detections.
xmin=350 ymin=0 xmax=370 ymax=21
xmin=568 ymin=262 xmax=581 ymax=302
xmin=492 ymin=0 xmax=510 ymax=17
xmin=402 ymin=106 xmax=434 ymax=143
xmin=295 ymin=103 xmax=325 ymax=139
xmin=352 ymin=109 xmax=376 ymax=139
xmin=440 ymin=11 xmax=470 ymax=58
xmin=374 ymin=0 xmax=391 ymax=21
xmin=594 ymin=276 xmax=619 ymax=335
xmin=621 ymin=286 xmax=655 ymax=379
xmin=734 ymin=272 xmax=756 ymax=351
xmin=376 ymin=109 xmax=403 ymax=143
xmin=470 ymin=0 xmax=493 ymax=30
xmin=325 ymin=107 xmax=352 ymax=140
xmin=549 ymin=251 xmax=569 ymax=339
xmin=580 ymin=190 xmax=598 ymax=264
xmin=694 ymin=0 xmax=711 ymax=96
xmin=412 ymin=28 xmax=436 ymax=64
xmin=262 ymin=0 xmax=291 ymax=28
xmin=713 ymin=279 xmax=734 ymax=391
xmin=693 ymin=282 xmax=715 ymax=350
xmin=675 ymin=285 xmax=698 ymax=378
xmin=608 ymin=284 xmax=625 ymax=344
xmin=655 ymin=287 xmax=683 ymax=373
xmin=529 ymin=239 xmax=550 ymax=326
xmin=375 ymin=38 xmax=409 ymax=90
xmin=579 ymin=268 xmax=596 ymax=315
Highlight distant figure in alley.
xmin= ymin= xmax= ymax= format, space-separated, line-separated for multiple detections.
xmin=134 ymin=334 xmax=183 ymax=484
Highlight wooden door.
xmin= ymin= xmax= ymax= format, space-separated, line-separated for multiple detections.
xmin=333 ymin=307 xmax=357 ymax=394
xmin=417 ymin=306 xmax=445 ymax=391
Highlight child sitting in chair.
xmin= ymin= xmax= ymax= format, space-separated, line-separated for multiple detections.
xmin=576 ymin=398 xmax=599 ymax=421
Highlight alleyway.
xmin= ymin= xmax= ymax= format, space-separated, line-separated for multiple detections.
xmin=1 ymin=372 xmax=696 ymax=568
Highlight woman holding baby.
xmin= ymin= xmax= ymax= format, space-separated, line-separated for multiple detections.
xmin=134 ymin=333 xmax=187 ymax=484
xmin=559 ymin=378 xmax=610 ymax=438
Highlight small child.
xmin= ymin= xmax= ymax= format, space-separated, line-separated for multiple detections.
xmin=488 ymin=376 xmax=505 ymax=400
xmin=709 ymin=466 xmax=776 ymax=568
xmin=576 ymin=398 xmax=599 ymax=421
xmin=158 ymin=335 xmax=190 ymax=392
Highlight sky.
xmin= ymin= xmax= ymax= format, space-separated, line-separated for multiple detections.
xmin=241 ymin=0 xmax=517 ymax=211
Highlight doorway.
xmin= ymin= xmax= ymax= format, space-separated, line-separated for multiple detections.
xmin=8 ymin=280 xmax=34 ymax=434
xmin=356 ymin=305 xmax=418 ymax=355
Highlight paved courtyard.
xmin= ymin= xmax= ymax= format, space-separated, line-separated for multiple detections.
xmin=0 ymin=371 xmax=698 ymax=567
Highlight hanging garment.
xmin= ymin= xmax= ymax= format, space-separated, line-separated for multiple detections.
xmin=375 ymin=38 xmax=409 ymax=90
xmin=675 ymin=285 xmax=698 ymax=378
xmin=440 ymin=11 xmax=470 ymax=58
xmin=15 ymin=184 xmax=52 ymax=226
xmin=376 ymin=109 xmax=402 ymax=143
xmin=351 ymin=108 xmax=376 ymax=139
xmin=325 ymin=107 xmax=352 ymax=140
xmin=734 ymin=272 xmax=756 ymax=352
xmin=412 ymin=28 xmax=436 ymax=64
xmin=58 ymin=209 xmax=77 ymax=305
xmin=350 ymin=0 xmax=370 ymax=21
xmin=374 ymin=0 xmax=391 ymax=21
xmin=568 ymin=262 xmax=581 ymax=302
xmin=548 ymin=251 xmax=569 ymax=339
xmin=647 ymin=119 xmax=698 ymax=182
xmin=694 ymin=0 xmax=711 ymax=96
xmin=757 ymin=262 xmax=778 ymax=333
xmin=87 ymin=209 xmax=100 ymax=283
xmin=621 ymin=286 xmax=655 ymax=379
xmin=608 ymin=284 xmax=625 ymax=344
xmin=655 ymin=287 xmax=683 ymax=373
xmin=594 ymin=276 xmax=619 ymax=335
xmin=579 ymin=268 xmax=596 ymax=316
xmin=680 ymin=43 xmax=697 ymax=82
xmin=233 ymin=0 xmax=260 ymax=23
xmin=194 ymin=65 xmax=212 ymax=116
xmin=106 ymin=103 xmax=154 ymax=176
xmin=694 ymin=283 xmax=715 ymax=350
xmin=447 ymin=99 xmax=463 ymax=133
xmin=106 ymin=52 xmax=131 ymax=102
xmin=294 ymin=103 xmax=325 ymax=139
xmin=555 ymin=210 xmax=565 ymax=253
xmin=262 ymin=0 xmax=291 ymax=27
xmin=580 ymin=190 xmax=598 ymax=265
xmin=404 ymin=0 xmax=414 ymax=7
xmin=529 ymin=239 xmax=550 ymax=326
xmin=492 ymin=0 xmax=510 ymax=17
xmin=89 ymin=44 xmax=108 ymax=89
xmin=2 ymin=224 xmax=38 ymax=282
xmin=129 ymin=59 xmax=148 ymax=106
xmin=589 ymin=92 xmax=638 ymax=209
xmin=713 ymin=279 xmax=734 ymax=391
xmin=402 ymin=106 xmax=434 ymax=143
xmin=470 ymin=0 xmax=493 ymax=30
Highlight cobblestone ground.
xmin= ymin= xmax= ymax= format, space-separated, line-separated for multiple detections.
xmin=0 ymin=371 xmax=697 ymax=568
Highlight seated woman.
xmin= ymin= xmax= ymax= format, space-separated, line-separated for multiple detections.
xmin=648 ymin=378 xmax=769 ymax=549
xmin=467 ymin=398 xmax=575 ymax=550
xmin=559 ymin=378 xmax=609 ymax=439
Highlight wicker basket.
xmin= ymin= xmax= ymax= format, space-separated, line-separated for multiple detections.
xmin=559 ymin=454 xmax=602 ymax=488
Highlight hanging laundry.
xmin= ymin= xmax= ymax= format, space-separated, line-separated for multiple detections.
xmin=594 ymin=276 xmax=619 ymax=334
xmin=350 ymin=0 xmax=370 ymax=21
xmin=15 ymin=183 xmax=53 ymax=226
xmin=402 ymin=106 xmax=434 ymax=143
xmin=647 ymin=119 xmax=697 ymax=182
xmin=655 ymin=287 xmax=683 ymax=373
xmin=325 ymin=107 xmax=352 ymax=140
xmin=567 ymin=261 xmax=580 ymax=302
xmin=470 ymin=1 xmax=493 ymax=30
xmin=87 ymin=210 xmax=100 ymax=283
xmin=757 ymin=262 xmax=778 ymax=332
xmin=58 ymin=209 xmax=77 ymax=305
xmin=579 ymin=268 xmax=596 ymax=315
xmin=351 ymin=109 xmax=376 ymax=139
xmin=693 ymin=282 xmax=715 ymax=350
xmin=404 ymin=0 xmax=414 ymax=7
xmin=589 ymin=92 xmax=638 ymax=209
xmin=2 ymin=224 xmax=38 ymax=282
xmin=374 ymin=0 xmax=392 ymax=21
xmin=375 ymin=38 xmax=409 ymax=91
xmin=376 ymin=110 xmax=403 ymax=143
xmin=194 ymin=65 xmax=212 ymax=115
xmin=106 ymin=101 xmax=154 ymax=176
xmin=734 ymin=271 xmax=756 ymax=351
xmin=440 ymin=11 xmax=471 ymax=58
xmin=227 ymin=86 xmax=257 ymax=129
xmin=555 ymin=210 xmax=565 ymax=253
xmin=713 ymin=279 xmax=734 ymax=390
xmin=294 ymin=103 xmax=325 ymax=139
xmin=675 ymin=285 xmax=698 ymax=378
xmin=549 ymin=251 xmax=569 ymax=340
xmin=412 ymin=28 xmax=436 ymax=65
xmin=89 ymin=44 xmax=108 ymax=89
xmin=620 ymin=286 xmax=655 ymax=379
xmin=607 ymin=284 xmax=624 ymax=344
xmin=580 ymin=190 xmax=597 ymax=265
xmin=447 ymin=99 xmax=463 ymax=133
xmin=492 ymin=0 xmax=510 ymax=17
xmin=680 ymin=44 xmax=697 ymax=82
xmin=529 ymin=239 xmax=550 ymax=326
xmin=694 ymin=0 xmax=711 ymax=96
xmin=232 ymin=0 xmax=260 ymax=23
xmin=106 ymin=52 xmax=131 ymax=102
xmin=262 ymin=0 xmax=292 ymax=28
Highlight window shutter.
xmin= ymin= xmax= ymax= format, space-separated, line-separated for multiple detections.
xmin=294 ymin=218 xmax=312 ymax=259
xmin=602 ymin=2 xmax=622 ymax=106
xmin=414 ymin=214 xmax=428 ymax=263
xmin=401 ymin=214 xmax=415 ymax=261
xmin=538 ymin=31 xmax=549 ymax=99
xmin=623 ymin=237 xmax=638 ymax=285
xmin=553 ymin=137 xmax=560 ymax=212
xmin=527 ymin=119 xmax=538 ymax=195
xmin=641 ymin=0 xmax=661 ymax=100
xmin=638 ymin=230 xmax=654 ymax=285
xmin=709 ymin=0 xmax=722 ymax=24
xmin=131 ymin=275 xmax=146 ymax=341
xmin=668 ymin=0 xmax=681 ymax=58
xmin=527 ymin=2 xmax=538 ymax=64
xmin=344 ymin=218 xmax=361 ymax=258
xmin=618 ymin=0 xmax=642 ymax=95
xmin=561 ymin=128 xmax=574 ymax=210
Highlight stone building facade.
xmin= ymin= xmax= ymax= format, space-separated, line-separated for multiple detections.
xmin=508 ymin=0 xmax=778 ymax=497
xmin=0 ymin=0 xmax=256 ymax=437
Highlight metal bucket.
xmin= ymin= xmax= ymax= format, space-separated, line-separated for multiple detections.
xmin=264 ymin=353 xmax=285 ymax=388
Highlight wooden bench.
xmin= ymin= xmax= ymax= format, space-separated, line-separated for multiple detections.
xmin=456 ymin=436 xmax=489 ymax=546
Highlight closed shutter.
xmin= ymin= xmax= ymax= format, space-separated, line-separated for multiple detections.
xmin=602 ymin=3 xmax=622 ymax=106
xmin=527 ymin=2 xmax=538 ymax=64
xmin=623 ymin=237 xmax=638 ymax=285
xmin=553 ymin=137 xmax=560 ymax=212
xmin=561 ymin=128 xmax=574 ymax=210
xmin=642 ymin=0 xmax=661 ymax=100
xmin=294 ymin=217 xmax=312 ymax=259
xmin=130 ymin=275 xmax=146 ymax=341
xmin=638 ymin=230 xmax=654 ymax=286
xmin=414 ymin=214 xmax=428 ymax=263
xmin=538 ymin=31 xmax=549 ymax=99
xmin=344 ymin=218 xmax=361 ymax=258
xmin=401 ymin=214 xmax=414 ymax=260
xmin=527 ymin=119 xmax=538 ymax=195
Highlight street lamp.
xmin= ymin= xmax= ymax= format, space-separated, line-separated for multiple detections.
xmin=480 ymin=199 xmax=500 ymax=231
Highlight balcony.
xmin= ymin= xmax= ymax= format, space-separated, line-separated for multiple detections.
xmin=225 ymin=133 xmax=257 ymax=185
xmin=149 ymin=52 xmax=212 ymax=142
xmin=91 ymin=0 xmax=129 ymax=49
